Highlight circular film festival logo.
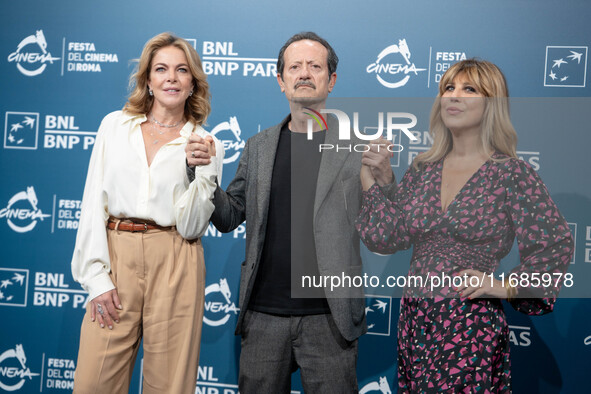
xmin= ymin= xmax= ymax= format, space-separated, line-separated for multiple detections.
xmin=0 ymin=345 xmax=39 ymax=391
xmin=210 ymin=116 xmax=246 ymax=164
xmin=367 ymin=39 xmax=426 ymax=88
xmin=0 ymin=187 xmax=50 ymax=233
xmin=7 ymin=30 xmax=60 ymax=76
xmin=360 ymin=376 xmax=392 ymax=394
xmin=203 ymin=278 xmax=239 ymax=327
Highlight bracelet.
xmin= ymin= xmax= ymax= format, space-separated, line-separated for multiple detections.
xmin=503 ymin=276 xmax=518 ymax=302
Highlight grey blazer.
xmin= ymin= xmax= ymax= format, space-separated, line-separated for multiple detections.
xmin=211 ymin=114 xmax=373 ymax=342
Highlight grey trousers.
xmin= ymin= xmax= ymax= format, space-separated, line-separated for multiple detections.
xmin=239 ymin=310 xmax=359 ymax=394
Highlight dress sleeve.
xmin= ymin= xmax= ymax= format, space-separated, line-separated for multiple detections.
xmin=175 ymin=134 xmax=224 ymax=239
xmin=355 ymin=166 xmax=417 ymax=254
xmin=504 ymin=159 xmax=574 ymax=315
xmin=71 ymin=113 xmax=115 ymax=301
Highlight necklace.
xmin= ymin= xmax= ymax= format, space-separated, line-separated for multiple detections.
xmin=149 ymin=113 xmax=182 ymax=128
xmin=147 ymin=113 xmax=183 ymax=145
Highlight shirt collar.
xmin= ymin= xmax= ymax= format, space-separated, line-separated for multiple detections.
xmin=121 ymin=112 xmax=146 ymax=128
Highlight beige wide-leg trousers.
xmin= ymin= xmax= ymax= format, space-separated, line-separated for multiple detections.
xmin=73 ymin=227 xmax=205 ymax=394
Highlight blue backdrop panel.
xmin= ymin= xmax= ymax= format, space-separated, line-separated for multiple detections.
xmin=1 ymin=1 xmax=590 ymax=392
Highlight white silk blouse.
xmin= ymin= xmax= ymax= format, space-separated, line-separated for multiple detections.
xmin=71 ymin=110 xmax=223 ymax=300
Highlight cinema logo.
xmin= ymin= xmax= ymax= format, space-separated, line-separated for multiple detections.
xmin=0 ymin=345 xmax=39 ymax=392
xmin=7 ymin=30 xmax=60 ymax=77
xmin=360 ymin=376 xmax=392 ymax=394
xmin=203 ymin=278 xmax=239 ymax=327
xmin=210 ymin=116 xmax=246 ymax=164
xmin=304 ymin=108 xmax=418 ymax=153
xmin=367 ymin=39 xmax=426 ymax=88
xmin=0 ymin=187 xmax=50 ymax=233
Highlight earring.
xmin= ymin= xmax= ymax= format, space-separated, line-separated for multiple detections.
xmin=189 ymin=90 xmax=193 ymax=97
xmin=149 ymin=88 xmax=153 ymax=96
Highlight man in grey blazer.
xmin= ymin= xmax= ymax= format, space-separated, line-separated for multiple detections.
xmin=187 ymin=32 xmax=394 ymax=393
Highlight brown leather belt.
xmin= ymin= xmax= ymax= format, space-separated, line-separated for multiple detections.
xmin=107 ymin=217 xmax=173 ymax=232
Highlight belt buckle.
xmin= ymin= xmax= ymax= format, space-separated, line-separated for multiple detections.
xmin=131 ymin=222 xmax=148 ymax=232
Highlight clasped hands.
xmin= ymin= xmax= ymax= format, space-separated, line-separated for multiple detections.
xmin=186 ymin=134 xmax=216 ymax=166
xmin=360 ymin=137 xmax=394 ymax=191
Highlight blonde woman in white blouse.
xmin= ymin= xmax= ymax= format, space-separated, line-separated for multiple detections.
xmin=71 ymin=32 xmax=223 ymax=394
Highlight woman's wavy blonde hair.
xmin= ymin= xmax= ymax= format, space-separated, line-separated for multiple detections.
xmin=413 ymin=58 xmax=517 ymax=170
xmin=123 ymin=32 xmax=211 ymax=126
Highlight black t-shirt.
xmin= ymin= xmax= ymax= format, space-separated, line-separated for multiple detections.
xmin=248 ymin=123 xmax=330 ymax=315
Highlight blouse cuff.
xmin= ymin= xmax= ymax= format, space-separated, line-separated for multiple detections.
xmin=362 ymin=182 xmax=384 ymax=203
xmin=194 ymin=156 xmax=218 ymax=179
xmin=86 ymin=271 xmax=116 ymax=301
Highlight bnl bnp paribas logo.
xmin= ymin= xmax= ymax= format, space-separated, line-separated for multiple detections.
xmin=203 ymin=278 xmax=239 ymax=327
xmin=0 ymin=269 xmax=28 ymax=307
xmin=367 ymin=39 xmax=426 ymax=88
xmin=0 ymin=345 xmax=39 ymax=392
xmin=365 ymin=295 xmax=393 ymax=336
xmin=7 ymin=30 xmax=60 ymax=76
xmin=0 ymin=187 xmax=51 ymax=233
xmin=544 ymin=46 xmax=588 ymax=87
xmin=4 ymin=112 xmax=39 ymax=149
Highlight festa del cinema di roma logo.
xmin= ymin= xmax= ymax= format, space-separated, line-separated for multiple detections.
xmin=0 ymin=187 xmax=50 ymax=233
xmin=7 ymin=30 xmax=60 ymax=76
xmin=0 ymin=345 xmax=39 ymax=391
xmin=210 ymin=116 xmax=246 ymax=164
xmin=203 ymin=278 xmax=239 ymax=327
xmin=366 ymin=39 xmax=426 ymax=88
xmin=360 ymin=376 xmax=392 ymax=394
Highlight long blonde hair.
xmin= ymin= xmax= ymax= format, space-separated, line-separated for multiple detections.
xmin=123 ymin=32 xmax=211 ymax=126
xmin=413 ymin=59 xmax=517 ymax=169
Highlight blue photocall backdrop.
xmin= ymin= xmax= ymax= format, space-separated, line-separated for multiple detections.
xmin=1 ymin=1 xmax=590 ymax=392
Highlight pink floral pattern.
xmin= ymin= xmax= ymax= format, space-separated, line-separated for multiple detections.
xmin=356 ymin=153 xmax=573 ymax=392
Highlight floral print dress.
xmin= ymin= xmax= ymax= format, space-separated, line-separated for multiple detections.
xmin=356 ymin=153 xmax=573 ymax=393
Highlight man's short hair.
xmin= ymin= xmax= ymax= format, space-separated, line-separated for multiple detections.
xmin=276 ymin=32 xmax=339 ymax=79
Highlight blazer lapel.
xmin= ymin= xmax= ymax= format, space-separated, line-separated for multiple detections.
xmin=255 ymin=116 xmax=288 ymax=228
xmin=314 ymin=114 xmax=349 ymax=218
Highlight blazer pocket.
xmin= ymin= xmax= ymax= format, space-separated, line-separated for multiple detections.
xmin=348 ymin=264 xmax=366 ymax=324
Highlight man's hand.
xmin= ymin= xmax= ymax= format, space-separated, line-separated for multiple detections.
xmin=361 ymin=138 xmax=394 ymax=187
xmin=186 ymin=135 xmax=216 ymax=166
